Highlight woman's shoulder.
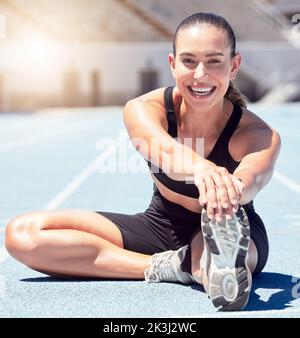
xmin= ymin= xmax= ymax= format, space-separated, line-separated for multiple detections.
xmin=133 ymin=86 xmax=182 ymax=111
xmin=237 ymin=106 xmax=281 ymax=141
xmin=133 ymin=87 xmax=167 ymax=108
xmin=239 ymin=107 xmax=270 ymax=131
xmin=231 ymin=106 xmax=281 ymax=160
xmin=124 ymin=87 xmax=169 ymax=131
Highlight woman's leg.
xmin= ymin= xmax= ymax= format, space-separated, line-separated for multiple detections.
xmin=5 ymin=209 xmax=151 ymax=279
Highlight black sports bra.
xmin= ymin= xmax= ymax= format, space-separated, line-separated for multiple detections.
xmin=146 ymin=87 xmax=253 ymax=209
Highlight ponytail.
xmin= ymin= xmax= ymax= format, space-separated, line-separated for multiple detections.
xmin=225 ymin=81 xmax=248 ymax=108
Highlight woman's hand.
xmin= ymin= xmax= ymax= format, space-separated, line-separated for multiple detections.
xmin=194 ymin=166 xmax=245 ymax=221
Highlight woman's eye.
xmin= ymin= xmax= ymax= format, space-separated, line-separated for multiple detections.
xmin=208 ymin=59 xmax=221 ymax=64
xmin=182 ymin=58 xmax=196 ymax=64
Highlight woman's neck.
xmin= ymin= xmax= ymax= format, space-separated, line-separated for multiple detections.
xmin=177 ymin=98 xmax=233 ymax=139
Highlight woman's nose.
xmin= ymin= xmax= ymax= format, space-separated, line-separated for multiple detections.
xmin=194 ymin=64 xmax=207 ymax=80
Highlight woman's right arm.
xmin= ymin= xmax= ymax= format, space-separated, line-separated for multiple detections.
xmin=123 ymin=88 xmax=241 ymax=220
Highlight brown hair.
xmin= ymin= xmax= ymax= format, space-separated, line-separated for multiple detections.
xmin=173 ymin=12 xmax=247 ymax=108
xmin=226 ymin=81 xmax=248 ymax=108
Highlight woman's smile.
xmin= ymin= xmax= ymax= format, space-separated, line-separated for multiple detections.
xmin=187 ymin=85 xmax=217 ymax=99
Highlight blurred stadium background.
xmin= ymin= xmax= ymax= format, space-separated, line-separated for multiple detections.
xmin=0 ymin=0 xmax=300 ymax=113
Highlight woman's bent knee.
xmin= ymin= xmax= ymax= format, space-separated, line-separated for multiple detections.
xmin=5 ymin=212 xmax=44 ymax=263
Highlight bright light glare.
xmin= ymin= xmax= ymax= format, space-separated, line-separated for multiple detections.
xmin=16 ymin=36 xmax=60 ymax=71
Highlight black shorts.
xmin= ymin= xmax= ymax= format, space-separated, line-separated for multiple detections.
xmin=96 ymin=189 xmax=269 ymax=276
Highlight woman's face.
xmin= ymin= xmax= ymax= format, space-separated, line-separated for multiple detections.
xmin=169 ymin=24 xmax=241 ymax=110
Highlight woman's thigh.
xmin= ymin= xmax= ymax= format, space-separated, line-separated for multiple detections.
xmin=6 ymin=209 xmax=125 ymax=249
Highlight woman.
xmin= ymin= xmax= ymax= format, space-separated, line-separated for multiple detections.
xmin=5 ymin=13 xmax=281 ymax=312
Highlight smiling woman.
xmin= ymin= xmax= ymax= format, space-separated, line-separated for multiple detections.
xmin=125 ymin=12 xmax=280 ymax=311
xmin=5 ymin=12 xmax=281 ymax=313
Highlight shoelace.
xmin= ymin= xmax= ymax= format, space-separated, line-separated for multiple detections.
xmin=149 ymin=266 xmax=175 ymax=282
xmin=146 ymin=252 xmax=176 ymax=282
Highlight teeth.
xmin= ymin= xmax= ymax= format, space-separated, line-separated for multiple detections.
xmin=192 ymin=87 xmax=213 ymax=92
xmin=190 ymin=86 xmax=215 ymax=96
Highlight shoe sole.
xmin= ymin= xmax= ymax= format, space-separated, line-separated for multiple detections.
xmin=201 ymin=207 xmax=252 ymax=311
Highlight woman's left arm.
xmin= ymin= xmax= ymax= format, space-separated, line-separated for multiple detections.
xmin=233 ymin=126 xmax=281 ymax=205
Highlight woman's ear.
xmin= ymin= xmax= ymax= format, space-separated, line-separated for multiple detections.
xmin=230 ymin=53 xmax=241 ymax=81
xmin=168 ymin=53 xmax=176 ymax=78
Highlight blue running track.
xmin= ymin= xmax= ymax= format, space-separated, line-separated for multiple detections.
xmin=0 ymin=104 xmax=299 ymax=318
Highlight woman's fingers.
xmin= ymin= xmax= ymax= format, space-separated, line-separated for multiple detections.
xmin=224 ymin=206 xmax=234 ymax=220
xmin=195 ymin=176 xmax=207 ymax=206
xmin=203 ymin=175 xmax=217 ymax=220
xmin=193 ymin=167 xmax=246 ymax=221
xmin=222 ymin=174 xmax=240 ymax=208
xmin=194 ymin=173 xmax=215 ymax=219
xmin=232 ymin=176 xmax=245 ymax=200
xmin=208 ymin=169 xmax=240 ymax=220
xmin=215 ymin=188 xmax=224 ymax=222
xmin=215 ymin=189 xmax=236 ymax=221
xmin=211 ymin=171 xmax=230 ymax=209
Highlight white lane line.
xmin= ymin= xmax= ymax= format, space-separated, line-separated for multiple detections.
xmin=274 ymin=170 xmax=300 ymax=195
xmin=44 ymin=143 xmax=118 ymax=210
xmin=0 ymin=122 xmax=88 ymax=153
xmin=0 ymin=143 xmax=118 ymax=267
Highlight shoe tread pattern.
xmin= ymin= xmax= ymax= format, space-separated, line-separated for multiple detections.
xmin=201 ymin=207 xmax=251 ymax=311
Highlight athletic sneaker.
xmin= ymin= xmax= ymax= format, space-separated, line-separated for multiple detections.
xmin=201 ymin=206 xmax=252 ymax=311
xmin=144 ymin=246 xmax=195 ymax=284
